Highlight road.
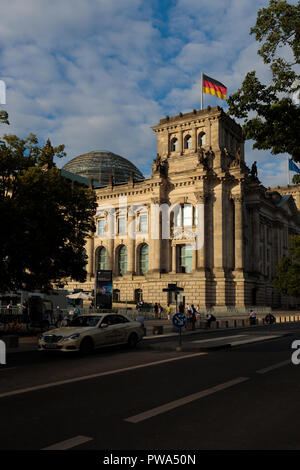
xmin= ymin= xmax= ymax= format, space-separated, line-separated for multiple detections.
xmin=0 ymin=323 xmax=299 ymax=452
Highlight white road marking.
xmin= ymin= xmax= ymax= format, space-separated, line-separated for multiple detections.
xmin=0 ymin=352 xmax=207 ymax=400
xmin=230 ymin=335 xmax=281 ymax=346
xmin=125 ymin=377 xmax=249 ymax=423
xmin=192 ymin=334 xmax=282 ymax=347
xmin=192 ymin=334 xmax=246 ymax=344
xmin=256 ymin=360 xmax=291 ymax=374
xmin=42 ymin=435 xmax=93 ymax=450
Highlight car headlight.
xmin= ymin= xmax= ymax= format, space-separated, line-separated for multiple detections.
xmin=62 ymin=333 xmax=81 ymax=341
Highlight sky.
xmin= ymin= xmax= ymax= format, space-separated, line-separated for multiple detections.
xmin=0 ymin=0 xmax=298 ymax=187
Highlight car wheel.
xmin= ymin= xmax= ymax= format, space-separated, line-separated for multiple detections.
xmin=79 ymin=337 xmax=94 ymax=355
xmin=128 ymin=333 xmax=139 ymax=349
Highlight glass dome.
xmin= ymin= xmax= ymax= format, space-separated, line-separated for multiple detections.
xmin=62 ymin=150 xmax=144 ymax=186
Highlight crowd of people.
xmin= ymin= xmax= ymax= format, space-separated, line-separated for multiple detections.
xmin=152 ymin=302 xmax=217 ymax=329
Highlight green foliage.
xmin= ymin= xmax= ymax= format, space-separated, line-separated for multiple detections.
xmin=227 ymin=0 xmax=300 ymax=162
xmin=0 ymin=134 xmax=96 ymax=292
xmin=0 ymin=111 xmax=9 ymax=125
xmin=274 ymin=235 xmax=300 ymax=297
xmin=292 ymin=174 xmax=300 ymax=184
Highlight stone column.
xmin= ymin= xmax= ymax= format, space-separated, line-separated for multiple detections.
xmin=233 ymin=195 xmax=243 ymax=271
xmin=178 ymin=129 xmax=183 ymax=155
xmin=149 ymin=199 xmax=161 ymax=276
xmin=194 ymin=193 xmax=205 ymax=271
xmin=252 ymin=205 xmax=260 ymax=273
xmin=107 ymin=209 xmax=115 ymax=274
xmin=193 ymin=127 xmax=198 ymax=153
xmin=86 ymin=234 xmax=94 ymax=280
xmin=213 ymin=187 xmax=224 ymax=270
xmin=171 ymin=243 xmax=177 ymax=273
xmin=127 ymin=212 xmax=135 ymax=275
xmin=192 ymin=246 xmax=197 ymax=272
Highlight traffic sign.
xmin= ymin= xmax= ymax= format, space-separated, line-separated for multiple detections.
xmin=172 ymin=313 xmax=187 ymax=329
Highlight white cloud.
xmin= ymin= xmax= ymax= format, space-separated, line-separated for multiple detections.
xmin=0 ymin=0 xmax=293 ymax=187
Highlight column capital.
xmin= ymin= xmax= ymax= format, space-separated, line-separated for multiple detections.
xmin=231 ymin=193 xmax=243 ymax=204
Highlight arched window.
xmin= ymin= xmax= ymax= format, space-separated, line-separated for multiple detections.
xmin=118 ymin=245 xmax=127 ymax=276
xmin=139 ymin=244 xmax=149 ymax=275
xmin=198 ymin=132 xmax=206 ymax=147
xmin=184 ymin=135 xmax=192 ymax=150
xmin=97 ymin=247 xmax=107 ymax=271
xmin=171 ymin=137 xmax=178 ymax=152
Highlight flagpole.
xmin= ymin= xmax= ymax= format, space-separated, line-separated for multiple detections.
xmin=201 ymin=72 xmax=203 ymax=110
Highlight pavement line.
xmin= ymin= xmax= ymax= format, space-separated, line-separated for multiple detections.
xmin=256 ymin=360 xmax=291 ymax=374
xmin=0 ymin=352 xmax=207 ymax=400
xmin=125 ymin=377 xmax=249 ymax=423
xmin=42 ymin=435 xmax=93 ymax=450
xmin=192 ymin=334 xmax=246 ymax=344
xmin=230 ymin=335 xmax=281 ymax=346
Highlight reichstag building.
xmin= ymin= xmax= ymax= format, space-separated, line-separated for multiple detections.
xmin=63 ymin=106 xmax=300 ymax=313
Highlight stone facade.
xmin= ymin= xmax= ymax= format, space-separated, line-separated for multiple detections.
xmin=67 ymin=106 xmax=300 ymax=313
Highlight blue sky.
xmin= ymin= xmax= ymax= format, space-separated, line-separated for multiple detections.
xmin=0 ymin=0 xmax=298 ymax=186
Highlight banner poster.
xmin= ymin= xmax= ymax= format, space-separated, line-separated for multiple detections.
xmin=95 ymin=270 xmax=112 ymax=309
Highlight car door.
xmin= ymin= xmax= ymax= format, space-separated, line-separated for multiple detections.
xmin=96 ymin=315 xmax=119 ymax=346
xmin=113 ymin=314 xmax=130 ymax=343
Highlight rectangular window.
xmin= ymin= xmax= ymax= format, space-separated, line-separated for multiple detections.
xmin=179 ymin=245 xmax=193 ymax=273
xmin=183 ymin=205 xmax=193 ymax=227
xmin=98 ymin=219 xmax=105 ymax=236
xmin=139 ymin=214 xmax=148 ymax=232
xmin=118 ymin=217 xmax=126 ymax=234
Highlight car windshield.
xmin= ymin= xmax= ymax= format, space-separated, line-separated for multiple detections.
xmin=69 ymin=316 xmax=103 ymax=327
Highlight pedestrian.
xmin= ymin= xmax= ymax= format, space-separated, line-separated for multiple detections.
xmin=89 ymin=301 xmax=95 ymax=311
xmin=249 ymin=309 xmax=257 ymax=325
xmin=206 ymin=313 xmax=216 ymax=328
xmin=195 ymin=305 xmax=201 ymax=320
xmin=178 ymin=302 xmax=185 ymax=314
xmin=166 ymin=304 xmax=172 ymax=321
xmin=7 ymin=301 xmax=13 ymax=315
xmin=190 ymin=304 xmax=197 ymax=330
xmin=157 ymin=303 xmax=163 ymax=320
xmin=21 ymin=299 xmax=29 ymax=329
xmin=265 ymin=313 xmax=275 ymax=325
xmin=73 ymin=305 xmax=80 ymax=317
xmin=154 ymin=302 xmax=159 ymax=319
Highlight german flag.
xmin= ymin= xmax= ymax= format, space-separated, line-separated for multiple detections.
xmin=203 ymin=74 xmax=227 ymax=100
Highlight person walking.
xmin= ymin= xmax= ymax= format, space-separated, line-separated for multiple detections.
xmin=249 ymin=309 xmax=257 ymax=325
xmin=166 ymin=304 xmax=172 ymax=321
xmin=154 ymin=302 xmax=159 ymax=319
xmin=157 ymin=303 xmax=163 ymax=320
xmin=190 ymin=304 xmax=197 ymax=330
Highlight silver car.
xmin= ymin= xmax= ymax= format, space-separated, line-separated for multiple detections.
xmin=38 ymin=313 xmax=144 ymax=354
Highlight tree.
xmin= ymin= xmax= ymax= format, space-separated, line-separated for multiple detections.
xmin=227 ymin=1 xmax=300 ymax=163
xmin=0 ymin=133 xmax=97 ymax=292
xmin=274 ymin=235 xmax=300 ymax=297
xmin=0 ymin=111 xmax=9 ymax=125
